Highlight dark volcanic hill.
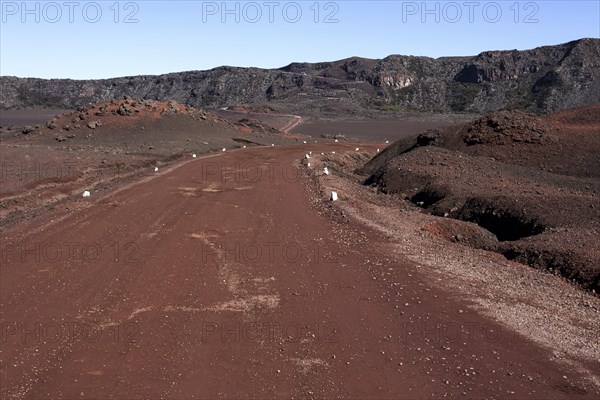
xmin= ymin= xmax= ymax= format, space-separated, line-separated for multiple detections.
xmin=360 ymin=105 xmax=600 ymax=291
xmin=1 ymin=38 xmax=599 ymax=115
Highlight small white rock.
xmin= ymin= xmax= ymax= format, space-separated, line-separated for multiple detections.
xmin=334 ymin=139 xmax=339 ymax=143
xmin=222 ymin=148 xmax=226 ymax=152
xmin=355 ymin=147 xmax=360 ymax=151
xmin=323 ymin=167 xmax=330 ymax=176
xmin=192 ymin=154 xmax=197 ymax=158
xmin=82 ymin=190 xmax=91 ymax=197
xmin=303 ymin=140 xmax=307 ymax=144
xmin=243 ymin=145 xmax=247 ymax=149
xmin=307 ymin=163 xmax=311 ymax=167
xmin=330 ymin=191 xmax=338 ymax=201
xmin=305 ymin=154 xmax=310 ymax=159
xmin=154 ymin=167 xmax=159 ymax=172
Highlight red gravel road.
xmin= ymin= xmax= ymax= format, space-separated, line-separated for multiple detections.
xmin=1 ymin=144 xmax=596 ymax=399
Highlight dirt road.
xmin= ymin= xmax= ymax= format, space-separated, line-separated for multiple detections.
xmin=1 ymin=144 xmax=596 ymax=399
xmin=280 ymin=116 xmax=303 ymax=133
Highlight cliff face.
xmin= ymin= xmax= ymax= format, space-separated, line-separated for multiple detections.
xmin=1 ymin=38 xmax=598 ymax=114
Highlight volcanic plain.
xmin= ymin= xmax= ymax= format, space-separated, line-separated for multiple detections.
xmin=1 ymin=100 xmax=598 ymax=399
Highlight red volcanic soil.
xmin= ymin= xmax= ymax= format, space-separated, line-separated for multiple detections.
xmin=1 ymin=102 xmax=598 ymax=398
xmin=1 ymin=143 xmax=599 ymax=398
xmin=360 ymin=105 xmax=600 ymax=291
xmin=0 ymin=98 xmax=307 ymax=229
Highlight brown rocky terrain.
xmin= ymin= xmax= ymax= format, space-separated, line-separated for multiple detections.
xmin=0 ymin=109 xmax=71 ymax=126
xmin=290 ymin=114 xmax=474 ymax=141
xmin=2 ymin=39 xmax=599 ymax=116
xmin=359 ymin=105 xmax=600 ymax=291
xmin=301 ymin=146 xmax=599 ymax=396
xmin=214 ymin=108 xmax=302 ymax=134
xmin=2 ymin=141 xmax=599 ymax=399
xmin=0 ymin=98 xmax=306 ymax=229
xmin=1 ymin=98 xmax=599 ymax=398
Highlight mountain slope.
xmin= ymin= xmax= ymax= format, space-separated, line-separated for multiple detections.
xmin=1 ymin=38 xmax=599 ymax=115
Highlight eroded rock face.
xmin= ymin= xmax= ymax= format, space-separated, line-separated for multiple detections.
xmin=1 ymin=39 xmax=599 ymax=115
xmin=370 ymin=73 xmax=414 ymax=89
xmin=454 ymin=53 xmax=544 ymax=84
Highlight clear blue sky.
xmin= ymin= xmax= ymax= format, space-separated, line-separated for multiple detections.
xmin=1 ymin=1 xmax=599 ymax=79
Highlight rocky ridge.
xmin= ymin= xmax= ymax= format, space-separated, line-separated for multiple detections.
xmin=2 ymin=39 xmax=599 ymax=115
